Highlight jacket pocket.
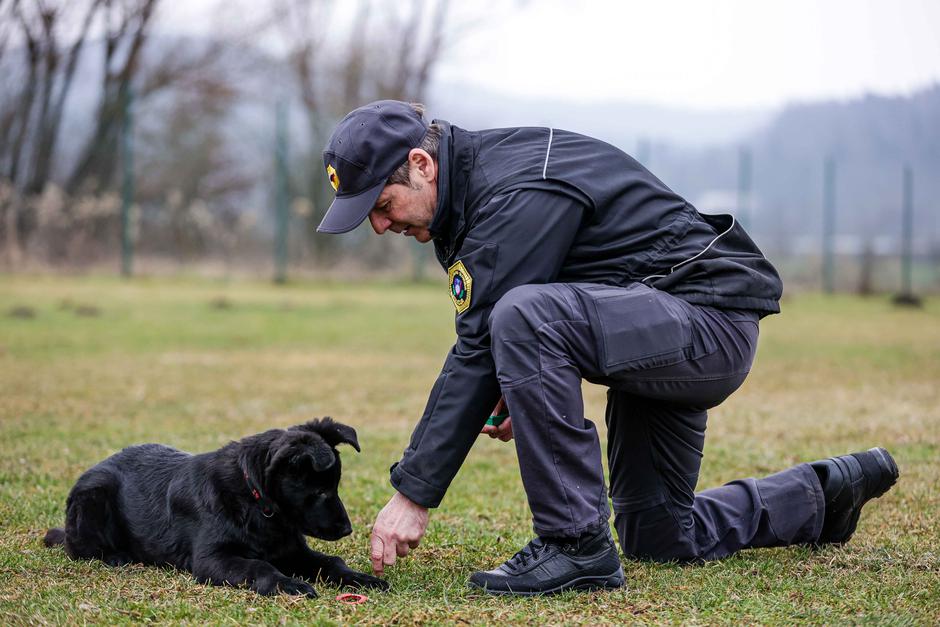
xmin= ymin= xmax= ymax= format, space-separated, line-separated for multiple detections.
xmin=585 ymin=284 xmax=696 ymax=374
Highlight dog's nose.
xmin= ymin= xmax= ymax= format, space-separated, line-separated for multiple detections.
xmin=338 ymin=522 xmax=352 ymax=538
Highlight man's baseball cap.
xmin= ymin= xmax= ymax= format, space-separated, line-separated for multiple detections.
xmin=317 ymin=100 xmax=428 ymax=234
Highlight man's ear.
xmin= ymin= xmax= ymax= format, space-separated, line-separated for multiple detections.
xmin=408 ymin=148 xmax=436 ymax=184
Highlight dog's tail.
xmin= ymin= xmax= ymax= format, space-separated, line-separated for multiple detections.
xmin=43 ymin=527 xmax=66 ymax=548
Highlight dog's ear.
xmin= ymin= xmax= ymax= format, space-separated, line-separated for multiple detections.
xmin=291 ymin=417 xmax=360 ymax=453
xmin=267 ymin=432 xmax=336 ymax=474
xmin=304 ymin=439 xmax=336 ymax=472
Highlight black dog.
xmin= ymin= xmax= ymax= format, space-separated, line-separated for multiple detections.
xmin=44 ymin=418 xmax=388 ymax=597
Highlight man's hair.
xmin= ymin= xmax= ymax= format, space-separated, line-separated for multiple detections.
xmin=387 ymin=103 xmax=442 ymax=188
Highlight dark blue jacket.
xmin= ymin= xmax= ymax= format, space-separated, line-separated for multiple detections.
xmin=389 ymin=122 xmax=782 ymax=508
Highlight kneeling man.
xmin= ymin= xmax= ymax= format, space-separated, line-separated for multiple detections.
xmin=316 ymin=100 xmax=899 ymax=595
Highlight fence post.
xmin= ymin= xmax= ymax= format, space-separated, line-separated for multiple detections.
xmin=822 ymin=156 xmax=836 ymax=293
xmin=274 ymin=100 xmax=289 ymax=284
xmin=120 ymin=86 xmax=135 ymax=277
xmin=894 ymin=164 xmax=922 ymax=306
xmin=902 ymin=165 xmax=913 ymax=295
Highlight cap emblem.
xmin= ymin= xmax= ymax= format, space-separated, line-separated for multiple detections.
xmin=448 ymin=260 xmax=472 ymax=314
xmin=327 ymin=164 xmax=340 ymax=191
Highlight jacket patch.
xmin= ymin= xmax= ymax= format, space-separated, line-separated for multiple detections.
xmin=448 ymin=260 xmax=472 ymax=314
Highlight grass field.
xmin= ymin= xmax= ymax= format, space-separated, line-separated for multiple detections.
xmin=1 ymin=275 xmax=938 ymax=625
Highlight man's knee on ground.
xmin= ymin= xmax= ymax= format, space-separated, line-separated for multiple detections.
xmin=614 ymin=507 xmax=703 ymax=564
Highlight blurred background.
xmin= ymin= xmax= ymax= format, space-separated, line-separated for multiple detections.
xmin=1 ymin=0 xmax=938 ymax=295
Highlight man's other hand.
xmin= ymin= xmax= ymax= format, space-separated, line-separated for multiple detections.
xmin=370 ymin=491 xmax=429 ymax=576
xmin=481 ymin=396 xmax=514 ymax=442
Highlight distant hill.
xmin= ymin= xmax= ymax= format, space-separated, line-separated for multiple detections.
xmin=5 ymin=36 xmax=938 ymax=251
xmin=430 ymin=82 xmax=940 ymax=250
xmin=427 ymin=82 xmax=775 ymax=148
xmin=666 ymin=85 xmax=940 ymax=249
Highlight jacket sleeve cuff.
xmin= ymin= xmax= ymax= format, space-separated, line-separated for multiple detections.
xmin=389 ymin=462 xmax=445 ymax=508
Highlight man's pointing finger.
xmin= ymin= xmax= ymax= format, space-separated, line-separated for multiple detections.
xmin=370 ymin=534 xmax=385 ymax=576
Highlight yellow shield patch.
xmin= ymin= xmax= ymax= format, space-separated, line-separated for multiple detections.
xmin=448 ymin=260 xmax=472 ymax=314
xmin=326 ymin=164 xmax=340 ymax=191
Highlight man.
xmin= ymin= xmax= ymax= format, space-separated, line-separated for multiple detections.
xmin=317 ymin=100 xmax=899 ymax=596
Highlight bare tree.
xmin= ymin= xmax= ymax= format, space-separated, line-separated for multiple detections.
xmin=28 ymin=0 xmax=102 ymax=194
xmin=0 ymin=0 xmax=105 ymax=265
xmin=273 ymin=0 xmax=454 ymax=262
xmin=0 ymin=0 xmax=18 ymax=64
xmin=134 ymin=84 xmax=251 ymax=262
xmin=375 ymin=0 xmax=449 ymax=101
xmin=0 ymin=1 xmax=102 ymax=192
xmin=66 ymin=0 xmax=157 ymax=195
xmin=0 ymin=0 xmax=243 ymax=267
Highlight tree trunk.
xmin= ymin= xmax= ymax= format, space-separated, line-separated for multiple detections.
xmin=28 ymin=0 xmax=101 ymax=195
xmin=66 ymin=0 xmax=155 ymax=195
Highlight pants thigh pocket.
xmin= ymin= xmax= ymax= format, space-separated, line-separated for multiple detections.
xmin=585 ymin=284 xmax=694 ymax=374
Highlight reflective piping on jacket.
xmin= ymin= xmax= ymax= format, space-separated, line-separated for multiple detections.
xmin=542 ymin=127 xmax=554 ymax=179
xmin=641 ymin=215 xmax=737 ymax=283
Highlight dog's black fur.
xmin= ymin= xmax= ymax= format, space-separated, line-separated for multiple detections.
xmin=43 ymin=418 xmax=388 ymax=597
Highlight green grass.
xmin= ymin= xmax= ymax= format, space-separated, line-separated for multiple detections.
xmin=1 ymin=275 xmax=938 ymax=624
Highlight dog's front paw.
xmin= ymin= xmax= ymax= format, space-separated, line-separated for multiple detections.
xmin=343 ymin=570 xmax=390 ymax=591
xmin=257 ymin=575 xmax=318 ymax=598
xmin=279 ymin=576 xmax=318 ymax=598
xmin=104 ymin=552 xmax=134 ymax=567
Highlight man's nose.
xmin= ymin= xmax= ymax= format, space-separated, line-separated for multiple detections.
xmin=369 ymin=211 xmax=391 ymax=234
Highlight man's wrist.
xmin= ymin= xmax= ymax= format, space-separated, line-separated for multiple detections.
xmin=390 ymin=463 xmax=444 ymax=508
xmin=393 ymin=490 xmax=428 ymax=512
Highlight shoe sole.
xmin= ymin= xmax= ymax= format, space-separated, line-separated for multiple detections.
xmin=820 ymin=447 xmax=899 ymax=546
xmin=468 ymin=567 xmax=625 ymax=597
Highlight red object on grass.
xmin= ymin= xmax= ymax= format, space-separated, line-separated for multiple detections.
xmin=335 ymin=593 xmax=368 ymax=605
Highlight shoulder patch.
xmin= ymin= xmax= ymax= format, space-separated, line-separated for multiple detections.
xmin=448 ymin=260 xmax=473 ymax=314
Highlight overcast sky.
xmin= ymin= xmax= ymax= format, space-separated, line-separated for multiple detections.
xmin=434 ymin=0 xmax=940 ymax=109
xmin=161 ymin=0 xmax=940 ymax=110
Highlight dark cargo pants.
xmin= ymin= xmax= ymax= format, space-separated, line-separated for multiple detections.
xmin=488 ymin=282 xmax=824 ymax=561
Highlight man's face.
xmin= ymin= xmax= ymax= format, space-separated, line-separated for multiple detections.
xmin=367 ymin=149 xmax=437 ymax=243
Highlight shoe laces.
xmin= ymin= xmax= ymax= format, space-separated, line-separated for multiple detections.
xmin=506 ymin=537 xmax=550 ymax=569
xmin=506 ymin=536 xmax=578 ymax=570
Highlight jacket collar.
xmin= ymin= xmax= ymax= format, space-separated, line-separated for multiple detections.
xmin=430 ymin=121 xmax=476 ymax=267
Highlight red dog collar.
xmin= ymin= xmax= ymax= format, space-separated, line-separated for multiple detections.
xmin=242 ymin=469 xmax=275 ymax=518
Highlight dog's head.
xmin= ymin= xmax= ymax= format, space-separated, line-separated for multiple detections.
xmin=251 ymin=418 xmax=360 ymax=540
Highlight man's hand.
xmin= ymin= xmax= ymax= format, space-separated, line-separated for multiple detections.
xmin=370 ymin=491 xmax=429 ymax=576
xmin=480 ymin=396 xmax=514 ymax=442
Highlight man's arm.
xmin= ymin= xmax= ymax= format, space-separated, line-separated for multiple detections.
xmin=392 ymin=189 xmax=584 ymax=506
xmin=370 ymin=189 xmax=585 ymax=573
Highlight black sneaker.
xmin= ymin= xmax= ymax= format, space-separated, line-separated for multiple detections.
xmin=468 ymin=526 xmax=624 ymax=596
xmin=811 ymin=447 xmax=899 ymax=545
